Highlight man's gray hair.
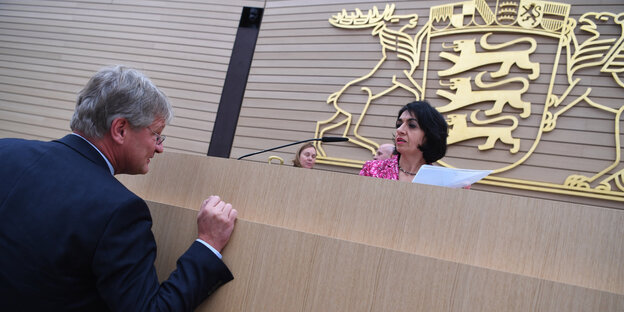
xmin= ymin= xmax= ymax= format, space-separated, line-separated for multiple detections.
xmin=70 ymin=65 xmax=174 ymax=138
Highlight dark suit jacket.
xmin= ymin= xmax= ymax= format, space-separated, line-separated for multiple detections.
xmin=0 ymin=135 xmax=233 ymax=311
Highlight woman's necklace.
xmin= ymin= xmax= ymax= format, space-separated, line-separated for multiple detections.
xmin=397 ymin=156 xmax=419 ymax=175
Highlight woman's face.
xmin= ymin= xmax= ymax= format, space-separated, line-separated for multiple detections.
xmin=395 ymin=110 xmax=426 ymax=157
xmin=299 ymin=146 xmax=317 ymax=169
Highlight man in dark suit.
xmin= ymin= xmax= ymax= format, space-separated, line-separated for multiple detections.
xmin=0 ymin=65 xmax=238 ymax=311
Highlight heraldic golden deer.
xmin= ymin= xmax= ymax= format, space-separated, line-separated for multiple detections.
xmin=314 ymin=4 xmax=429 ymax=158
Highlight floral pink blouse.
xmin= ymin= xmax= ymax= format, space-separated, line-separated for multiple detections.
xmin=359 ymin=154 xmax=399 ymax=180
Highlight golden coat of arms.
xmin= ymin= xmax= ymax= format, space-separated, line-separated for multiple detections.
xmin=312 ymin=0 xmax=624 ymax=202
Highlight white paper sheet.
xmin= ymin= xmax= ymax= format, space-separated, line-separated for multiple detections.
xmin=412 ymin=165 xmax=492 ymax=188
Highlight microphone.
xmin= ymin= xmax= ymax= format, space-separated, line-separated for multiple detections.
xmin=320 ymin=136 xmax=349 ymax=142
xmin=237 ymin=137 xmax=348 ymax=160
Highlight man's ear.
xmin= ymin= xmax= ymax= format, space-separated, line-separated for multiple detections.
xmin=109 ymin=117 xmax=129 ymax=144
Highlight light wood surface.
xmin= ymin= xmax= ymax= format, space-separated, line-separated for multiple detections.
xmin=119 ymin=152 xmax=624 ymax=298
xmin=147 ymin=200 xmax=624 ymax=311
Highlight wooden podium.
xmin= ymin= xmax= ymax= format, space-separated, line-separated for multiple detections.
xmin=118 ymin=153 xmax=624 ymax=311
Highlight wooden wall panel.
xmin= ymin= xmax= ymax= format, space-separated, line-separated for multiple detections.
xmin=118 ymin=153 xmax=624 ymax=295
xmin=148 ymin=202 xmax=624 ymax=311
xmin=132 ymin=154 xmax=624 ymax=310
xmin=0 ymin=0 xmax=263 ymax=154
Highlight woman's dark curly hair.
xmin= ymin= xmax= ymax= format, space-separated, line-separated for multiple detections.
xmin=396 ymin=101 xmax=448 ymax=164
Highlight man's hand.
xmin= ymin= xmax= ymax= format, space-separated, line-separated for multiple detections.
xmin=197 ymin=195 xmax=237 ymax=252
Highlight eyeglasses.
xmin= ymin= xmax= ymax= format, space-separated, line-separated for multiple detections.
xmin=147 ymin=126 xmax=166 ymax=145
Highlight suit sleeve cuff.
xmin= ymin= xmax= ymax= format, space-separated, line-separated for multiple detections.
xmin=195 ymin=239 xmax=222 ymax=259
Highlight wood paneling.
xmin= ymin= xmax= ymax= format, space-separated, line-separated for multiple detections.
xmin=0 ymin=0 xmax=263 ymax=154
xmin=118 ymin=153 xmax=624 ymax=295
xmin=2 ymin=0 xmax=624 ymax=206
xmin=120 ymin=153 xmax=624 ymax=310
xmin=149 ymin=201 xmax=624 ymax=312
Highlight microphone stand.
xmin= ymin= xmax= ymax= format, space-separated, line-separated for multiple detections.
xmin=237 ymin=137 xmax=347 ymax=160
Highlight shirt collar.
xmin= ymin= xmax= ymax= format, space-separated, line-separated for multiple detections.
xmin=70 ymin=133 xmax=115 ymax=175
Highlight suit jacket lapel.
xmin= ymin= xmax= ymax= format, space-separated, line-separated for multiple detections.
xmin=55 ymin=134 xmax=111 ymax=172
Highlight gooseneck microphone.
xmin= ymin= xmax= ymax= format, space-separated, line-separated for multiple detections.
xmin=319 ymin=136 xmax=349 ymax=143
xmin=237 ymin=137 xmax=348 ymax=160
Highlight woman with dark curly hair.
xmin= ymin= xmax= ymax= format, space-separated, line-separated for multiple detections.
xmin=360 ymin=101 xmax=448 ymax=182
